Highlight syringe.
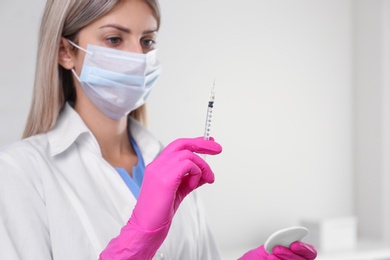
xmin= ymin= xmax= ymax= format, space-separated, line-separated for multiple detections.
xmin=203 ymin=79 xmax=216 ymax=141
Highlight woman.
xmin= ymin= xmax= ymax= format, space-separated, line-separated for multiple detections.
xmin=0 ymin=0 xmax=317 ymax=259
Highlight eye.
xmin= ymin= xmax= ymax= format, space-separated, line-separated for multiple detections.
xmin=106 ymin=37 xmax=122 ymax=46
xmin=141 ymin=38 xmax=156 ymax=49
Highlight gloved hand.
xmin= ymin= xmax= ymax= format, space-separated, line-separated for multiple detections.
xmin=239 ymin=242 xmax=317 ymax=260
xmin=100 ymin=137 xmax=222 ymax=260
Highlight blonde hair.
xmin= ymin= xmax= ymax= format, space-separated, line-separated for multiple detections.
xmin=22 ymin=0 xmax=161 ymax=138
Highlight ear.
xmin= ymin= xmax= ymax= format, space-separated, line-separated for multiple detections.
xmin=58 ymin=37 xmax=76 ymax=70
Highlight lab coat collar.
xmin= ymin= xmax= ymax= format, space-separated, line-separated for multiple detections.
xmin=47 ymin=103 xmax=100 ymax=157
xmin=47 ymin=103 xmax=164 ymax=163
xmin=128 ymin=117 xmax=164 ymax=165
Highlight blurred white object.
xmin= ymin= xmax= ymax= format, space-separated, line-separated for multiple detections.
xmin=301 ymin=216 xmax=358 ymax=253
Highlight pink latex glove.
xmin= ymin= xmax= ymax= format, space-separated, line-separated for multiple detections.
xmin=239 ymin=242 xmax=317 ymax=260
xmin=100 ymin=137 xmax=222 ymax=260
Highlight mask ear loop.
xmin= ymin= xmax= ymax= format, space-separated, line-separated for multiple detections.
xmin=70 ymin=68 xmax=81 ymax=81
xmin=66 ymin=39 xmax=93 ymax=80
xmin=66 ymin=39 xmax=92 ymax=54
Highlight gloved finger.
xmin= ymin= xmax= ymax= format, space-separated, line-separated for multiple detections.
xmin=162 ymin=137 xmax=222 ymax=155
xmin=177 ymin=151 xmax=215 ymax=189
xmin=179 ymin=165 xmax=215 ymax=192
xmin=290 ymin=242 xmax=317 ymax=259
xmin=164 ymin=149 xmax=215 ymax=184
xmin=238 ymin=245 xmax=282 ymax=260
xmin=166 ymin=158 xmax=213 ymax=214
xmin=172 ymin=157 xmax=202 ymax=181
xmin=180 ymin=160 xmax=203 ymax=190
xmin=172 ymin=151 xmax=216 ymax=203
xmin=180 ymin=173 xmax=201 ymax=192
xmin=273 ymin=245 xmax=307 ymax=260
xmin=185 ymin=149 xmax=215 ymax=183
xmin=146 ymin=149 xmax=215 ymax=187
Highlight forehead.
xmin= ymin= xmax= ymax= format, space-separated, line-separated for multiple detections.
xmin=90 ymin=0 xmax=157 ymax=30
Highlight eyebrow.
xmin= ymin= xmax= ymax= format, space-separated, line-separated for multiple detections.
xmin=99 ymin=24 xmax=158 ymax=34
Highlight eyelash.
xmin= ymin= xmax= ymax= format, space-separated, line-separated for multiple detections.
xmin=141 ymin=38 xmax=156 ymax=48
xmin=104 ymin=36 xmax=157 ymax=50
xmin=106 ymin=37 xmax=122 ymax=46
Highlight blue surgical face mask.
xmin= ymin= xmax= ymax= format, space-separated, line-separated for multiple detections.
xmin=68 ymin=40 xmax=161 ymax=120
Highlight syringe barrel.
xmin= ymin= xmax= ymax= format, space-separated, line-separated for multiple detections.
xmin=203 ymin=106 xmax=213 ymax=140
xmin=203 ymin=79 xmax=216 ymax=141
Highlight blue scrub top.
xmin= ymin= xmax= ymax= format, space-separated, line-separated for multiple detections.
xmin=114 ymin=137 xmax=145 ymax=199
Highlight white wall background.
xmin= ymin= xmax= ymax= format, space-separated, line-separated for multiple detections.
xmin=354 ymin=0 xmax=390 ymax=244
xmin=152 ymin=0 xmax=354 ymax=256
xmin=0 ymin=1 xmax=43 ymax=145
xmin=0 ymin=0 xmax=389 ymax=259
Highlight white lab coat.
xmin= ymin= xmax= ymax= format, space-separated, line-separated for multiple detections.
xmin=0 ymin=103 xmax=223 ymax=260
